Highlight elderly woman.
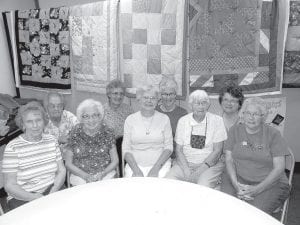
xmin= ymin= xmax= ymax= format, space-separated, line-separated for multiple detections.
xmin=103 ymin=79 xmax=133 ymax=176
xmin=221 ymin=97 xmax=290 ymax=214
xmin=2 ymin=101 xmax=66 ymax=210
xmin=44 ymin=92 xmax=78 ymax=145
xmin=219 ymin=85 xmax=244 ymax=130
xmin=156 ymin=78 xmax=187 ymax=136
xmin=166 ymin=90 xmax=227 ymax=188
xmin=122 ymin=85 xmax=173 ymax=177
xmin=65 ymin=99 xmax=119 ymax=186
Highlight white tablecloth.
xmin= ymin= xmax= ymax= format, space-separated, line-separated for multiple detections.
xmin=0 ymin=178 xmax=282 ymax=225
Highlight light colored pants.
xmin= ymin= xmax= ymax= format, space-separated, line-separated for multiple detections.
xmin=70 ymin=170 xmax=116 ymax=186
xmin=165 ymin=160 xmax=224 ymax=189
xmin=124 ymin=160 xmax=171 ymax=178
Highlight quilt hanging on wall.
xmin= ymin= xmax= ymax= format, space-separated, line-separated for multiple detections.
xmin=188 ymin=0 xmax=289 ymax=96
xmin=15 ymin=7 xmax=71 ymax=90
xmin=120 ymin=0 xmax=186 ymax=97
xmin=69 ymin=1 xmax=119 ymax=94
xmin=283 ymin=0 xmax=300 ymax=88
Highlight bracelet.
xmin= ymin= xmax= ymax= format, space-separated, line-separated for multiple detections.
xmin=204 ymin=162 xmax=211 ymax=168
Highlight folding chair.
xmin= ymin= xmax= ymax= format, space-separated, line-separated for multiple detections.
xmin=279 ymin=147 xmax=295 ymax=224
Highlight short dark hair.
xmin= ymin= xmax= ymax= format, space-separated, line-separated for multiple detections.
xmin=219 ymin=85 xmax=244 ymax=110
xmin=106 ymin=79 xmax=126 ymax=96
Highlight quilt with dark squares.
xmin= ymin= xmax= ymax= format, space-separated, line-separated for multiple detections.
xmin=283 ymin=0 xmax=300 ymax=88
xmin=188 ymin=0 xmax=288 ymax=95
xmin=15 ymin=7 xmax=71 ymax=89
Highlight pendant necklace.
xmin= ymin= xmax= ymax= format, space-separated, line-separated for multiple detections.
xmin=142 ymin=114 xmax=155 ymax=135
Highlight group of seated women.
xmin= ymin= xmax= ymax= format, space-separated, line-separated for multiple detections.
xmin=0 ymin=78 xmax=290 ymax=217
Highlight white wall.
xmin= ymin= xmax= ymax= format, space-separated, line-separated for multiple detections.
xmin=0 ymin=0 xmax=35 ymax=96
xmin=38 ymin=0 xmax=101 ymax=8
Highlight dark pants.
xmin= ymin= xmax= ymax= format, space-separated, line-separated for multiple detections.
xmin=7 ymin=184 xmax=54 ymax=211
xmin=116 ymin=136 xmax=123 ymax=177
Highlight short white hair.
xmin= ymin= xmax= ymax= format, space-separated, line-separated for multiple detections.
xmin=136 ymin=85 xmax=159 ymax=100
xmin=240 ymin=97 xmax=269 ymax=122
xmin=159 ymin=77 xmax=178 ymax=93
xmin=43 ymin=91 xmax=65 ymax=108
xmin=76 ymin=99 xmax=104 ymax=122
xmin=188 ymin=90 xmax=210 ymax=105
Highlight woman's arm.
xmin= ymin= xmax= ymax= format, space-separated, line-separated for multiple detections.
xmin=101 ymin=144 xmax=119 ymax=178
xmin=240 ymin=156 xmax=285 ymax=198
xmin=124 ymin=152 xmax=144 ymax=177
xmin=50 ymin=159 xmax=66 ymax=193
xmin=147 ymin=149 xmax=172 ymax=177
xmin=4 ymin=173 xmax=43 ymax=201
xmin=176 ymin=144 xmax=191 ymax=178
xmin=225 ymin=150 xmax=239 ymax=190
xmin=64 ymin=148 xmax=92 ymax=181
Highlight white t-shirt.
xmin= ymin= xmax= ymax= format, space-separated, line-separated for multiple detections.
xmin=122 ymin=111 xmax=173 ymax=167
xmin=175 ymin=112 xmax=227 ymax=164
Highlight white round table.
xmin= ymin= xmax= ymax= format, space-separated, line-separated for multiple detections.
xmin=0 ymin=178 xmax=282 ymax=225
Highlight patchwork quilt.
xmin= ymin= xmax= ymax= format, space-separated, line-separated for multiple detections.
xmin=69 ymin=1 xmax=119 ymax=94
xmin=188 ymin=0 xmax=289 ymax=95
xmin=283 ymin=0 xmax=300 ymax=87
xmin=120 ymin=0 xmax=186 ymax=97
xmin=15 ymin=7 xmax=71 ymax=89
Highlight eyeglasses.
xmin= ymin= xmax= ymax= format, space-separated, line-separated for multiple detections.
xmin=142 ymin=96 xmax=157 ymax=101
xmin=110 ymin=92 xmax=124 ymax=96
xmin=243 ymin=111 xmax=262 ymax=118
xmin=48 ymin=103 xmax=64 ymax=110
xmin=222 ymin=98 xmax=239 ymax=104
xmin=161 ymin=93 xmax=176 ymax=97
xmin=192 ymin=101 xmax=209 ymax=106
xmin=81 ymin=113 xmax=101 ymax=120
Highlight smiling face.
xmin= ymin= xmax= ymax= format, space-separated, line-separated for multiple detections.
xmin=243 ymin=104 xmax=264 ymax=131
xmin=108 ymin=87 xmax=125 ymax=108
xmin=47 ymin=95 xmax=64 ymax=120
xmin=81 ymin=106 xmax=102 ymax=132
xmin=160 ymin=87 xmax=177 ymax=110
xmin=140 ymin=90 xmax=158 ymax=112
xmin=22 ymin=110 xmax=45 ymax=140
xmin=221 ymin=93 xmax=240 ymax=115
xmin=191 ymin=99 xmax=209 ymax=120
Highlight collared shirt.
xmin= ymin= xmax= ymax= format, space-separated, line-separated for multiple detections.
xmin=175 ymin=112 xmax=227 ymax=164
xmin=44 ymin=110 xmax=78 ymax=141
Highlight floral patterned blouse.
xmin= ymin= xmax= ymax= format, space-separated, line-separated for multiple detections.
xmin=66 ymin=123 xmax=115 ymax=175
xmin=103 ymin=103 xmax=134 ymax=138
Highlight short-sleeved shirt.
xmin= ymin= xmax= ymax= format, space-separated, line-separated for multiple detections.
xmin=2 ymin=134 xmax=62 ymax=198
xmin=44 ymin=110 xmax=78 ymax=141
xmin=122 ymin=111 xmax=173 ymax=167
xmin=224 ymin=123 xmax=289 ymax=183
xmin=66 ymin=124 xmax=115 ymax=174
xmin=175 ymin=112 xmax=227 ymax=164
xmin=103 ymin=103 xmax=134 ymax=138
xmin=156 ymin=105 xmax=188 ymax=136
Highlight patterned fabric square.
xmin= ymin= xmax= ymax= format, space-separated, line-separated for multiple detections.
xmin=133 ymin=29 xmax=147 ymax=44
xmin=123 ymin=44 xmax=133 ymax=59
xmin=15 ymin=7 xmax=71 ymax=89
xmin=161 ymin=14 xmax=176 ymax=29
xmin=120 ymin=0 xmax=185 ymax=97
xmin=161 ymin=29 xmax=176 ymax=45
xmin=283 ymin=1 xmax=300 ymax=87
xmin=70 ymin=1 xmax=119 ymax=93
xmin=121 ymin=13 xmax=133 ymax=30
xmin=189 ymin=0 xmax=288 ymax=95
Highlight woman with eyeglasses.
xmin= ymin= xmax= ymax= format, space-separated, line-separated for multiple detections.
xmin=65 ymin=99 xmax=119 ymax=186
xmin=103 ymin=80 xmax=134 ymax=177
xmin=122 ymin=85 xmax=173 ymax=177
xmin=166 ymin=90 xmax=227 ymax=188
xmin=218 ymin=85 xmax=244 ymax=130
xmin=221 ymin=97 xmax=290 ymax=215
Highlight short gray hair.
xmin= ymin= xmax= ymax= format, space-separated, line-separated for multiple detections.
xmin=76 ymin=99 xmax=104 ymax=122
xmin=240 ymin=97 xmax=269 ymax=122
xmin=159 ymin=78 xmax=178 ymax=93
xmin=15 ymin=101 xmax=48 ymax=131
xmin=136 ymin=85 xmax=159 ymax=100
xmin=188 ymin=90 xmax=210 ymax=105
xmin=43 ymin=91 xmax=65 ymax=108
xmin=106 ymin=79 xmax=126 ymax=96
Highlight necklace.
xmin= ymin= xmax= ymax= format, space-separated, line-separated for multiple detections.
xmin=141 ymin=113 xmax=155 ymax=135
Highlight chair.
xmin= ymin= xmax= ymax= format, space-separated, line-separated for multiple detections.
xmin=279 ymin=147 xmax=295 ymax=224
